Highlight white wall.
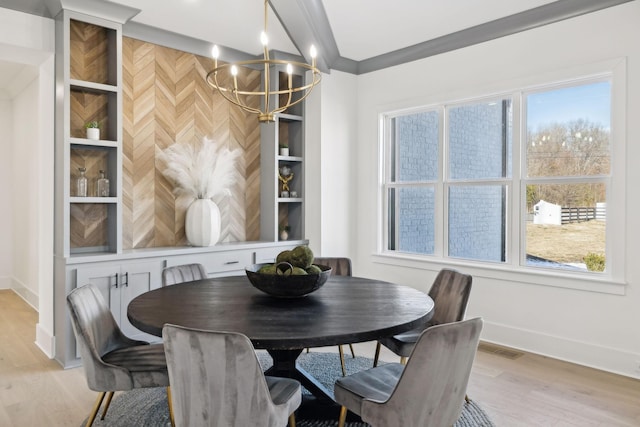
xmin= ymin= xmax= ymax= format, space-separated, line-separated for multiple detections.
xmin=0 ymin=98 xmax=12 ymax=289
xmin=350 ymin=2 xmax=640 ymax=378
xmin=12 ymin=77 xmax=41 ymax=306
xmin=306 ymin=70 xmax=358 ymax=258
xmin=0 ymin=7 xmax=55 ymax=357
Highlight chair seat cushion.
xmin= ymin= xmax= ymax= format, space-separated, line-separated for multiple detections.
xmin=378 ymin=329 xmax=422 ymax=357
xmin=103 ymin=343 xmax=169 ymax=388
xmin=334 ymin=363 xmax=404 ymax=415
xmin=266 ymin=376 xmax=302 ymax=411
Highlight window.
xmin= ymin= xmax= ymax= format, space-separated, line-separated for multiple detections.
xmin=382 ymin=78 xmax=612 ymax=276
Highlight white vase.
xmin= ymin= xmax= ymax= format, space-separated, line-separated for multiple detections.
xmin=185 ymin=198 xmax=221 ymax=246
xmin=86 ymin=128 xmax=100 ymax=140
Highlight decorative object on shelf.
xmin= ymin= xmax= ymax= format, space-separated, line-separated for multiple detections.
xmin=76 ymin=167 xmax=88 ymax=197
xmin=85 ymin=121 xmax=100 ymax=140
xmin=279 ymin=144 xmax=289 ymax=156
xmin=206 ymin=0 xmax=321 ymax=123
xmin=157 ymin=137 xmax=240 ymax=247
xmin=96 ymin=170 xmax=110 ymax=197
xmin=278 ymin=165 xmax=293 ymax=198
xmin=290 ymin=191 xmax=298 ymax=198
xmin=279 ymin=224 xmax=290 ymax=241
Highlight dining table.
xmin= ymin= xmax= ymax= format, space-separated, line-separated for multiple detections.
xmin=127 ymin=274 xmax=434 ymax=403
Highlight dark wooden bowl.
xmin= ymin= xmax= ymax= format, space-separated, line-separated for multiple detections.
xmin=245 ymin=263 xmax=332 ymax=298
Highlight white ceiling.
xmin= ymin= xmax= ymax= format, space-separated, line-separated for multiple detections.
xmin=0 ymin=0 xmax=632 ymax=96
xmin=111 ymin=0 xmax=558 ymax=61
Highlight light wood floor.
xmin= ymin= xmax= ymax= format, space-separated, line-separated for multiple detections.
xmin=1 ymin=289 xmax=639 ymax=426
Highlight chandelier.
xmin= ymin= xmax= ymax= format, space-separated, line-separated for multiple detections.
xmin=206 ymin=0 xmax=322 ymax=123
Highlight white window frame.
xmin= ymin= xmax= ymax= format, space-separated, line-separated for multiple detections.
xmin=376 ymin=58 xmax=627 ymax=295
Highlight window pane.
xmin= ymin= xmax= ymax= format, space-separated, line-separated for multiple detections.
xmin=526 ymin=82 xmax=611 ymax=177
xmin=387 ymin=186 xmax=435 ymax=254
xmin=448 ymin=185 xmax=506 ymax=262
xmin=391 ymin=111 xmax=439 ymax=182
xmin=526 ymin=183 xmax=606 ymax=272
xmin=448 ymin=100 xmax=512 ymax=180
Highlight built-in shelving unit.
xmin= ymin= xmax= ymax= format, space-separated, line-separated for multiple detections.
xmin=55 ymin=14 xmax=123 ymax=256
xmin=260 ymin=67 xmax=307 ymax=242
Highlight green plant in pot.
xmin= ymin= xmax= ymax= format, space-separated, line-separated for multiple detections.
xmin=85 ymin=121 xmax=100 ymax=140
xmin=279 ymin=143 xmax=289 ymax=156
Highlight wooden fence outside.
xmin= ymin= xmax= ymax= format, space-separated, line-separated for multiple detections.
xmin=561 ymin=205 xmax=606 ymax=224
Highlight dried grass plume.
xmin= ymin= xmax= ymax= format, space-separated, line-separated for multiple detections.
xmin=157 ymin=137 xmax=240 ymax=200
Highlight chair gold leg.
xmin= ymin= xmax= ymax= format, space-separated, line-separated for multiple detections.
xmin=167 ymin=386 xmax=176 ymax=427
xmin=338 ymin=406 xmax=348 ymax=427
xmin=348 ymin=344 xmax=355 ymax=358
xmin=400 ymin=356 xmax=407 ymax=365
xmin=85 ymin=392 xmax=107 ymax=427
xmin=373 ymin=342 xmax=381 ymax=367
xmin=100 ymin=391 xmax=115 ymax=420
xmin=339 ymin=345 xmax=347 ymax=376
xmin=288 ymin=413 xmax=296 ymax=427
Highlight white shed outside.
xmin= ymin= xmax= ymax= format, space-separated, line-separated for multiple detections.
xmin=533 ymin=200 xmax=562 ymax=225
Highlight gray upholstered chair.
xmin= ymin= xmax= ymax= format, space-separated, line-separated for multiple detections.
xmin=335 ymin=317 xmax=483 ymax=427
xmin=67 ymin=284 xmax=173 ymax=427
xmin=310 ymin=257 xmax=355 ymax=376
xmin=162 ymin=324 xmax=302 ymax=427
xmin=162 ymin=263 xmax=207 ymax=286
xmin=373 ymin=268 xmax=472 ymax=367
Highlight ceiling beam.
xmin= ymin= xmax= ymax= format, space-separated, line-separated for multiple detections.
xmin=269 ymin=0 xmax=339 ymax=73
xmin=355 ymin=0 xmax=636 ymax=75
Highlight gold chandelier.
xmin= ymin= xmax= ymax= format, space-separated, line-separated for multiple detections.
xmin=206 ymin=0 xmax=322 ymax=123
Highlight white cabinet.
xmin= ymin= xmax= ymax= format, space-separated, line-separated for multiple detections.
xmin=75 ymin=260 xmax=163 ymax=344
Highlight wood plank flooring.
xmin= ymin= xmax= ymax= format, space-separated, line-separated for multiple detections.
xmin=1 ymin=289 xmax=639 ymax=426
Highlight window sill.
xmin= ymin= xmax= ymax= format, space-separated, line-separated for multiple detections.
xmin=372 ymin=252 xmax=626 ymax=295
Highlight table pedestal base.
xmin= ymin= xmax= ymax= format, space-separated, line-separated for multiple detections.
xmin=265 ymin=349 xmax=334 ymax=404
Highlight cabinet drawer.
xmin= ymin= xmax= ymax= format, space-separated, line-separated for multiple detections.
xmin=166 ymin=250 xmax=253 ymax=275
xmin=254 ymin=246 xmax=293 ymax=264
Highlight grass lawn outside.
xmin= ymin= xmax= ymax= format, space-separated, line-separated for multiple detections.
xmin=526 ymin=219 xmax=606 ymax=265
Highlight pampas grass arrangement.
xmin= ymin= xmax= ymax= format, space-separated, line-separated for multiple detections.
xmin=157 ymin=137 xmax=240 ymax=200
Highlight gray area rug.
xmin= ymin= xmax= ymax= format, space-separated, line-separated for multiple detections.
xmin=83 ymin=352 xmax=495 ymax=426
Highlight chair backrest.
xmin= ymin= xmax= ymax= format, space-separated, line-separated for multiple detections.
xmin=361 ymin=317 xmax=483 ymax=427
xmin=162 ymin=263 xmax=208 ymax=286
xmin=163 ymin=324 xmax=291 ymax=427
xmin=427 ymin=268 xmax=472 ymax=327
xmin=67 ymin=284 xmax=137 ymax=391
xmin=313 ymin=257 xmax=352 ymax=277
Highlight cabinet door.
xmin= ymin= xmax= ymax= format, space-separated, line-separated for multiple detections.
xmin=119 ymin=260 xmax=163 ymax=340
xmin=75 ymin=265 xmax=120 ymax=319
xmin=74 ymin=264 xmax=120 ymax=357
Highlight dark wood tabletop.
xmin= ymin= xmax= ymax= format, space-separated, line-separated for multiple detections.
xmin=127 ymin=274 xmax=434 ymax=402
xmin=127 ymin=275 xmax=434 ymax=350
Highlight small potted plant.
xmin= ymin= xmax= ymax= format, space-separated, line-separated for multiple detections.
xmin=279 ymin=224 xmax=291 ymax=241
xmin=279 ymin=144 xmax=289 ymax=156
xmin=85 ymin=121 xmax=100 ymax=140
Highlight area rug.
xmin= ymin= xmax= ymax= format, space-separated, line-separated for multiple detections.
xmin=82 ymin=352 xmax=495 ymax=426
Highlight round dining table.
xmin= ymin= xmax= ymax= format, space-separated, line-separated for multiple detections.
xmin=127 ymin=274 xmax=434 ymax=402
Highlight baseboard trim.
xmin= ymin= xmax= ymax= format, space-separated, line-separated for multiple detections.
xmin=11 ymin=278 xmax=38 ymax=310
xmin=483 ymin=320 xmax=640 ymax=380
xmin=35 ymin=323 xmax=55 ymax=358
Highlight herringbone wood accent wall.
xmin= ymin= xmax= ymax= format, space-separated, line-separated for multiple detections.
xmin=122 ymin=38 xmax=261 ymax=249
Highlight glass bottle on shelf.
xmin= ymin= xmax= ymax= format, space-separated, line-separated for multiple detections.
xmin=76 ymin=167 xmax=87 ymax=197
xmin=96 ymin=170 xmax=109 ymax=197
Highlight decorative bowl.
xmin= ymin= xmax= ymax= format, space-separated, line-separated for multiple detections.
xmin=245 ymin=263 xmax=332 ymax=298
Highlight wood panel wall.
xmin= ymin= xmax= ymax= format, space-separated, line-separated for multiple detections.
xmin=122 ymin=38 xmax=262 ymax=249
